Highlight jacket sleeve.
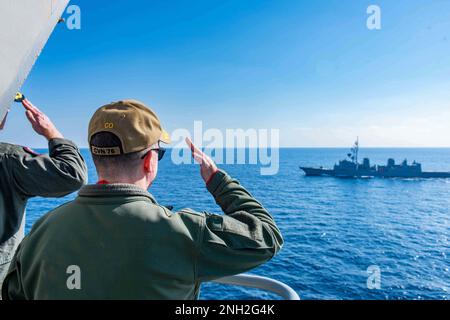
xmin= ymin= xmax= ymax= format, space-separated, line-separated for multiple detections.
xmin=195 ymin=170 xmax=283 ymax=282
xmin=1 ymin=242 xmax=26 ymax=300
xmin=10 ymin=138 xmax=88 ymax=198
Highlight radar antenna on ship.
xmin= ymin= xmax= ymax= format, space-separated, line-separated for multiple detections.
xmin=348 ymin=137 xmax=359 ymax=164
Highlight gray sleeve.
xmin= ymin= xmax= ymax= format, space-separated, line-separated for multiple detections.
xmin=10 ymin=138 xmax=88 ymax=198
xmin=1 ymin=242 xmax=26 ymax=300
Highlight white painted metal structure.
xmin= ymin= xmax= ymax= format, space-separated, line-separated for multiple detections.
xmin=0 ymin=0 xmax=69 ymax=121
xmin=213 ymin=274 xmax=300 ymax=300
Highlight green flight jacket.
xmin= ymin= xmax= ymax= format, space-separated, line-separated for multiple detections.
xmin=0 ymin=138 xmax=88 ymax=246
xmin=2 ymin=170 xmax=284 ymax=300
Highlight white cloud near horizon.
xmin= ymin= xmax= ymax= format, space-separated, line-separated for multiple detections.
xmin=290 ymin=110 xmax=450 ymax=147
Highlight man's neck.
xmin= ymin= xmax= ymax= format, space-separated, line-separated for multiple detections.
xmin=98 ymin=176 xmax=150 ymax=191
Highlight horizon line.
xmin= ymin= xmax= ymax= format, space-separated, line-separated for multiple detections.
xmin=31 ymin=145 xmax=450 ymax=149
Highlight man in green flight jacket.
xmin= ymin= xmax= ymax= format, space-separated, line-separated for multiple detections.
xmin=2 ymin=99 xmax=283 ymax=300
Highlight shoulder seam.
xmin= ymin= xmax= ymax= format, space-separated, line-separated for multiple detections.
xmin=194 ymin=213 xmax=205 ymax=282
xmin=30 ymin=200 xmax=76 ymax=232
xmin=177 ymin=208 xmax=202 ymax=216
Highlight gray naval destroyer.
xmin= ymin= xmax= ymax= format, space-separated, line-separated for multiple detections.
xmin=300 ymin=139 xmax=450 ymax=179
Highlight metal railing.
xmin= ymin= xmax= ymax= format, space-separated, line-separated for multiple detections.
xmin=212 ymin=274 xmax=300 ymax=300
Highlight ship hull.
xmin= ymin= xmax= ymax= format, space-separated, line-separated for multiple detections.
xmin=300 ymin=167 xmax=450 ymax=179
xmin=299 ymin=167 xmax=334 ymax=176
xmin=420 ymin=172 xmax=450 ymax=178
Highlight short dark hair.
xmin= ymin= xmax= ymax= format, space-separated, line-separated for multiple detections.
xmin=90 ymin=132 xmax=147 ymax=170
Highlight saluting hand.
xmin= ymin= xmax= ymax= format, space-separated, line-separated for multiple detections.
xmin=185 ymin=137 xmax=218 ymax=185
xmin=22 ymin=99 xmax=63 ymax=141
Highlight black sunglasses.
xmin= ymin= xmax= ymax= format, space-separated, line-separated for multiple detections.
xmin=141 ymin=146 xmax=166 ymax=161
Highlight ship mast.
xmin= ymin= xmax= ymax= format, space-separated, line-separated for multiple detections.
xmin=346 ymin=137 xmax=360 ymax=165
xmin=348 ymin=137 xmax=359 ymax=164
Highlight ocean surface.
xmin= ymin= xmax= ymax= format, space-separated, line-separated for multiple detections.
xmin=26 ymin=148 xmax=450 ymax=300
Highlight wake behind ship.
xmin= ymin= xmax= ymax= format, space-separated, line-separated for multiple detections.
xmin=300 ymin=139 xmax=450 ymax=179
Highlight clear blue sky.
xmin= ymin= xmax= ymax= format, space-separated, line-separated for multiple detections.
xmin=2 ymin=0 xmax=450 ymax=147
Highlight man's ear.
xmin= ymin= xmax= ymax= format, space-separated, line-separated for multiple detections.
xmin=143 ymin=151 xmax=152 ymax=173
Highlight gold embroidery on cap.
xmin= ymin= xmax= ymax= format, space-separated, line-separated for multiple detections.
xmin=104 ymin=122 xmax=114 ymax=129
xmin=91 ymin=146 xmax=121 ymax=156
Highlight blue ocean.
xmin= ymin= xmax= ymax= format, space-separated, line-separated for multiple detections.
xmin=26 ymin=148 xmax=450 ymax=300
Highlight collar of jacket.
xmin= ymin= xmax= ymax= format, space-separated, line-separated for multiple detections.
xmin=78 ymin=184 xmax=157 ymax=204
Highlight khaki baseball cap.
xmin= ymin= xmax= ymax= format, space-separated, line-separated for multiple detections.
xmin=88 ymin=99 xmax=171 ymax=156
